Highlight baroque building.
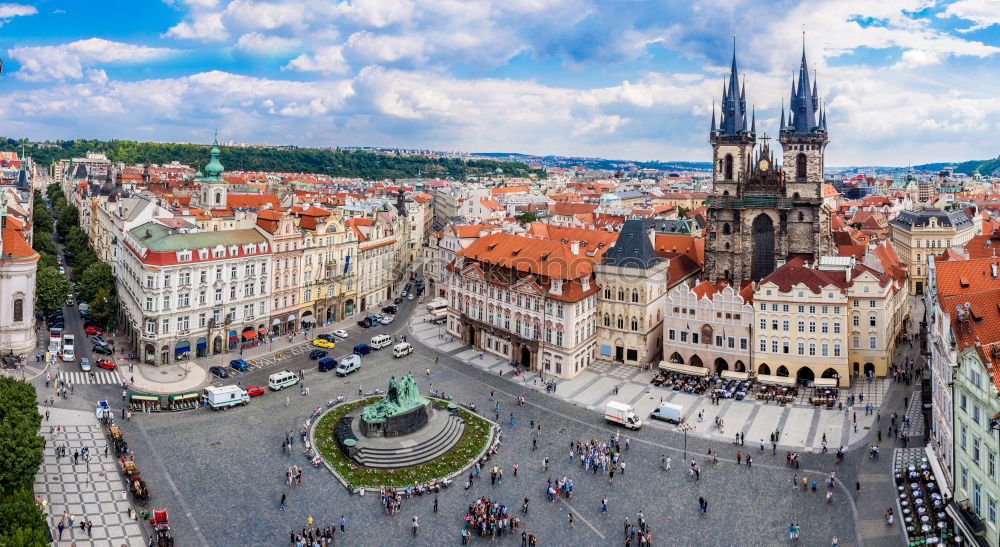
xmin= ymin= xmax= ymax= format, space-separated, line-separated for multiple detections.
xmin=705 ymin=43 xmax=833 ymax=283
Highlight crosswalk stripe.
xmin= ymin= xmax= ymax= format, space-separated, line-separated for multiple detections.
xmin=57 ymin=370 xmax=124 ymax=385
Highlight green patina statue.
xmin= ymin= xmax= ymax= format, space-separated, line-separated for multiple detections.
xmin=361 ymin=373 xmax=429 ymax=423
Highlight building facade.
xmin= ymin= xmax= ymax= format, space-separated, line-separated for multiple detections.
xmin=118 ymin=221 xmax=271 ymax=365
xmin=0 ymin=212 xmax=38 ymax=354
xmin=704 ymin=44 xmax=833 ymax=284
xmin=662 ymin=281 xmax=754 ymax=373
xmin=889 ymin=209 xmax=977 ymax=294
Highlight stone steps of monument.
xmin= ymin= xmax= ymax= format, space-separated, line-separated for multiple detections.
xmin=356 ymin=414 xmax=466 ymax=468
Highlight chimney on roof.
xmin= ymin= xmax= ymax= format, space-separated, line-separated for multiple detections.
xmin=569 ymin=241 xmax=580 ymax=255
xmin=992 ymin=263 xmax=998 ymax=280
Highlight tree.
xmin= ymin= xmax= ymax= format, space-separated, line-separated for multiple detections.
xmin=77 ymin=262 xmax=114 ymax=304
xmin=88 ymin=288 xmax=115 ymax=329
xmin=56 ymin=206 xmax=78 ymax=239
xmin=515 ymin=211 xmax=537 ymax=225
xmin=35 ymin=266 xmax=71 ymax=312
xmin=0 ymin=378 xmax=43 ymax=493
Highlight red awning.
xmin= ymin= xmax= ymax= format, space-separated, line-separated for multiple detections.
xmin=257 ymin=329 xmax=268 ymax=335
xmin=242 ymin=331 xmax=257 ymax=340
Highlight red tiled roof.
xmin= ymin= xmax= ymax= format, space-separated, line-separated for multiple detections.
xmin=653 ymin=234 xmax=703 ymax=266
xmin=2 ymin=221 xmax=38 ymax=262
xmin=226 ymin=194 xmax=280 ymax=209
xmin=552 ymin=202 xmax=599 ymax=216
xmin=457 ymin=232 xmax=610 ymax=280
xmin=759 ymin=256 xmax=850 ymax=294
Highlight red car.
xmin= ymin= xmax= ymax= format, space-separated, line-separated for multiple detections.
xmin=246 ymin=386 xmax=264 ymax=397
xmin=85 ymin=326 xmax=103 ymax=336
xmin=96 ymin=359 xmax=116 ymax=370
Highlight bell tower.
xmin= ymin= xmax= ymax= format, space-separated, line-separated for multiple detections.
xmin=200 ymin=140 xmax=228 ymax=208
xmin=709 ymin=38 xmax=756 ymax=198
xmin=779 ymin=39 xmax=827 ymax=200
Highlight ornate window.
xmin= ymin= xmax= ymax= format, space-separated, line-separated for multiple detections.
xmin=13 ymin=298 xmax=23 ymax=322
xmin=631 ymin=289 xmax=639 ymax=303
xmin=724 ymin=154 xmax=734 ymax=180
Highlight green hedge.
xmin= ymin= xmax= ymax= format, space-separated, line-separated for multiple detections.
xmin=314 ymin=398 xmax=493 ymax=488
xmin=0 ymin=378 xmax=47 ymax=546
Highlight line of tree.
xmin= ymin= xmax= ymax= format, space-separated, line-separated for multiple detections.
xmin=32 ymin=186 xmax=117 ymax=330
xmin=0 ymin=377 xmax=47 ymax=545
xmin=3 ymin=138 xmax=546 ymax=181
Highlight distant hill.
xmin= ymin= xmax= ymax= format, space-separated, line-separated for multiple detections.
xmin=474 ymin=152 xmax=712 ymax=172
xmin=0 ymin=138 xmax=546 ymax=181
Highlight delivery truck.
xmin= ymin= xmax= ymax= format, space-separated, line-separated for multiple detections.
xmin=205 ymin=385 xmax=250 ymax=410
xmin=650 ymin=402 xmax=684 ymax=423
xmin=604 ymin=401 xmax=642 ymax=430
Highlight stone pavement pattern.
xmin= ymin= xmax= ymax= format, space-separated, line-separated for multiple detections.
xmin=33 ymin=407 xmax=146 ymax=546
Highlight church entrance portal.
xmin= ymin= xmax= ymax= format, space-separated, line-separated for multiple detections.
xmin=751 ymin=214 xmax=775 ymax=282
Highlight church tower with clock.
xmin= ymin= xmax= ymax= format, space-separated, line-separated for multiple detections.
xmin=704 ymin=41 xmax=834 ymax=284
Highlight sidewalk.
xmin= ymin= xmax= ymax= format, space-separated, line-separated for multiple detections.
xmin=33 ymin=406 xmax=147 ymax=546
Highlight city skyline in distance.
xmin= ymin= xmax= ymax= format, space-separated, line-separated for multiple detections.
xmin=1 ymin=1 xmax=1000 ymax=167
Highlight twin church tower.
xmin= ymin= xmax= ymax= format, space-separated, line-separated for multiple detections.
xmin=704 ymin=41 xmax=834 ymax=284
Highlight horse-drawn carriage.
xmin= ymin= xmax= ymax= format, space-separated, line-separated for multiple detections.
xmin=149 ymin=509 xmax=173 ymax=546
xmin=130 ymin=477 xmax=151 ymax=506
xmin=120 ymin=460 xmax=140 ymax=481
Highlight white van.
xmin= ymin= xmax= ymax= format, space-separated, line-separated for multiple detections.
xmin=392 ymin=342 xmax=413 ymax=358
xmin=267 ymin=370 xmax=300 ymax=391
xmin=205 ymin=385 xmax=250 ymax=409
xmin=336 ymin=354 xmax=362 ymax=376
xmin=370 ymin=335 xmax=392 ymax=350
xmin=650 ymin=402 xmax=683 ymax=423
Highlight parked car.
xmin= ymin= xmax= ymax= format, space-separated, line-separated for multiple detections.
xmin=407 ymin=293 xmax=414 ymax=300
xmin=336 ymin=355 xmax=362 ymax=376
xmin=91 ymin=335 xmax=108 ymax=347
xmin=380 ymin=315 xmax=394 ymax=325
xmin=353 ymin=344 xmax=372 ymax=355
xmin=316 ymin=333 xmax=335 ymax=342
xmin=96 ymin=359 xmax=116 ymax=370
xmin=356 ymin=319 xmax=371 ymax=328
xmin=394 ymin=297 xmax=403 ymax=304
xmin=405 ymin=283 xmax=412 ymax=291
xmin=209 ymin=366 xmax=230 ymax=378
xmin=246 ymin=385 xmax=265 ymax=397
xmin=309 ymin=350 xmax=328 ymax=360
xmin=229 ymin=359 xmax=250 ymax=371
xmin=382 ymin=305 xmax=398 ymax=314
xmin=92 ymin=345 xmax=113 ymax=355
xmin=401 ymin=290 xmax=409 ymax=297
xmin=58 ymin=266 xmax=65 ymax=275
xmin=332 ymin=329 xmax=349 ymax=339
xmin=80 ymin=358 xmax=91 ymax=372
xmin=312 ymin=339 xmax=336 ymax=348
xmin=85 ymin=325 xmax=102 ymax=336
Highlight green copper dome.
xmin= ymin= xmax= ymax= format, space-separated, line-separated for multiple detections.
xmin=204 ymin=144 xmax=224 ymax=178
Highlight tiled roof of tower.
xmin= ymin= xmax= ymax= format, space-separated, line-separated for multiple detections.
xmin=1 ymin=220 xmax=38 ymax=262
xmin=457 ymin=232 xmax=611 ymax=279
xmin=601 ymin=219 xmax=660 ymax=268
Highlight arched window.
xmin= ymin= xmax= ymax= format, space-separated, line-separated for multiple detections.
xmin=723 ymin=223 xmax=731 ymax=235
xmin=617 ymin=288 xmax=625 ymax=301
xmin=631 ymin=318 xmax=638 ymax=331
xmin=604 ymin=314 xmax=610 ymax=327
xmin=724 ymin=154 xmax=734 ymax=180
xmin=13 ymin=298 xmax=23 ymax=322
xmin=724 ymin=242 xmax=730 ymax=251
xmin=617 ymin=316 xmax=624 ymax=329
xmin=215 ymin=191 xmax=223 ymax=205
xmin=796 ymin=153 xmax=807 ymax=178
xmin=604 ymin=288 xmax=611 ymax=299
xmin=631 ymin=289 xmax=639 ymax=303
xmin=797 ymin=212 xmax=804 ymax=222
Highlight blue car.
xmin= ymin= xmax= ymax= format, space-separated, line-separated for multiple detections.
xmin=309 ymin=349 xmax=328 ymax=360
xmin=353 ymin=344 xmax=372 ymax=356
xmin=229 ymin=359 xmax=249 ymax=371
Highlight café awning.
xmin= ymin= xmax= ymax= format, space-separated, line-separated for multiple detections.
xmin=814 ymin=378 xmax=838 ymax=388
xmin=658 ymin=361 xmax=709 ymax=377
xmin=720 ymin=370 xmax=749 ymax=380
xmin=242 ymin=331 xmax=257 ymax=340
xmin=756 ymin=374 xmax=795 ymax=387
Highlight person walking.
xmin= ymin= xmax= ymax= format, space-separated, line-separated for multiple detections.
xmin=856 ymin=481 xmax=861 ymax=496
xmin=568 ymin=512 xmax=574 ymax=528
xmin=340 ymin=515 xmax=346 ymax=533
xmin=279 ymin=492 xmax=286 ymax=510
xmin=699 ymin=496 xmax=708 ymax=514
xmin=433 ymin=496 xmax=439 ymax=513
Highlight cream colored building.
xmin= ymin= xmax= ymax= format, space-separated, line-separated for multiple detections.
xmin=594 ymin=220 xmax=669 ymax=366
xmin=662 ymin=281 xmax=754 ymax=374
xmin=889 ymin=209 xmax=977 ymax=294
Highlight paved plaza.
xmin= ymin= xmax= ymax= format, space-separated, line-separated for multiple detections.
xmin=33 ymin=407 xmax=147 ymax=546
xmin=32 ymin=292 xmax=923 ymax=546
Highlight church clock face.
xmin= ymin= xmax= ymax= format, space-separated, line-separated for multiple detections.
xmin=757 ymin=158 xmax=770 ymax=171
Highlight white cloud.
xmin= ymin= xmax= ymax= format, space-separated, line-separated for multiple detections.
xmin=8 ymin=38 xmax=180 ymax=82
xmin=235 ymin=32 xmax=299 ymax=54
xmin=940 ymin=0 xmax=1000 ymax=32
xmin=283 ymin=46 xmax=348 ymax=74
xmin=0 ymin=3 xmax=36 ymax=21
xmin=165 ymin=12 xmax=227 ymax=41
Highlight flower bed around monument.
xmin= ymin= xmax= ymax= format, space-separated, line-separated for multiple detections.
xmin=313 ymin=398 xmax=493 ymax=489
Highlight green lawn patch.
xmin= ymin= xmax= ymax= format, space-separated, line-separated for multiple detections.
xmin=313 ymin=398 xmax=493 ymax=489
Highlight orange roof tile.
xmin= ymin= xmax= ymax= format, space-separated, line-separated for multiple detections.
xmin=2 ymin=222 xmax=38 ymax=262
xmin=457 ymin=232 xmax=610 ymax=280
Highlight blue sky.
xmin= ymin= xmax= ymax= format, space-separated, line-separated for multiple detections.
xmin=2 ymin=0 xmax=1000 ymax=166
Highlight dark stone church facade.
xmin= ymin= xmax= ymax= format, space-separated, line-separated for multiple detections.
xmin=704 ymin=44 xmax=834 ymax=284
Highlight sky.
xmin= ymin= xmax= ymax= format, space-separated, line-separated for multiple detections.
xmin=2 ymin=0 xmax=1000 ymax=166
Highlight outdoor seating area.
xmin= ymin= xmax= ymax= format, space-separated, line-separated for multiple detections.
xmin=713 ymin=378 xmax=752 ymax=400
xmin=894 ymin=450 xmax=962 ymax=546
xmin=754 ymin=376 xmax=798 ymax=404
xmin=651 ymin=371 xmax=712 ymax=394
xmin=810 ymin=386 xmax=840 ymax=407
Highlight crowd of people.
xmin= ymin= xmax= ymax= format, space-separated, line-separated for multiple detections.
xmin=462 ymin=497 xmax=522 ymax=541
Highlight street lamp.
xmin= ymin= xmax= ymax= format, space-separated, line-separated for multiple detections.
xmin=680 ymin=422 xmax=693 ymax=461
